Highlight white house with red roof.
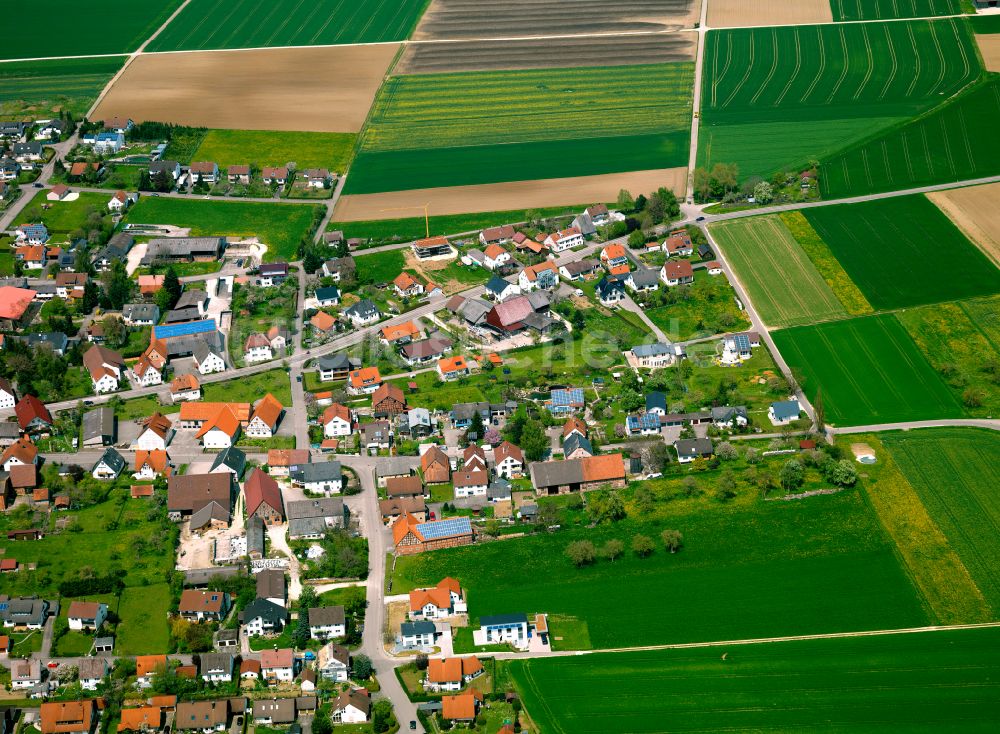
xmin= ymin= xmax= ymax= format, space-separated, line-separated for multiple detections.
xmin=543 ymin=227 xmax=583 ymax=252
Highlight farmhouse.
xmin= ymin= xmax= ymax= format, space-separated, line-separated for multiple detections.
xmin=141 ymin=238 xmax=225 ymax=266
xmin=393 ymin=513 xmax=474 ymax=555
xmin=529 ymin=454 xmax=626 ymax=495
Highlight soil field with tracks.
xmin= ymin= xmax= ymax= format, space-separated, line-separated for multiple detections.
xmin=412 ymin=0 xmax=700 ymax=40
xmin=706 ymin=0 xmax=832 ymax=28
xmin=395 ymin=32 xmax=695 ymax=73
xmin=92 ymin=45 xmax=398 ymax=133
xmin=928 ymin=182 xmax=1000 ymax=266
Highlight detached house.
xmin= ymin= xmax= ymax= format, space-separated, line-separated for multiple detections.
xmin=137 ymin=413 xmax=172 ymax=451
xmin=483 ymin=244 xmax=511 ymax=270
xmin=393 ymin=272 xmax=424 ymax=298
xmin=409 ymin=577 xmax=465 ymax=620
xmin=348 ymin=366 xmax=382 ymax=395
xmin=660 ymin=260 xmax=694 ymax=286
xmin=518 ymin=261 xmax=558 ymax=292
xmin=426 ymin=656 xmax=484 ymax=693
xmin=241 ymin=598 xmax=287 ymax=638
xmin=260 ymin=648 xmax=296 ymax=683
xmin=596 ymin=275 xmax=626 ymax=306
xmin=494 ymin=441 xmax=524 ymax=479
xmin=261 ymin=167 xmax=288 ymax=185
xmin=317 ymin=642 xmax=350 ymax=682
xmin=195 ymin=405 xmax=242 ymax=449
xmin=68 ymin=601 xmax=108 ymax=631
xmin=437 ymin=355 xmax=470 ymax=381
xmin=199 ymin=653 xmax=234 ymax=683
xmin=83 ymin=344 xmax=125 ymax=394
xmin=453 ymin=470 xmax=488 ymax=498
xmin=479 ymin=225 xmax=515 ymax=246
xmin=308 ymin=606 xmax=346 ymax=640
xmin=543 ymin=227 xmax=584 ymax=252
xmin=178 ymin=589 xmax=231 ymax=622
xmin=246 ymin=393 xmax=283 ymax=438
xmin=420 ymin=445 xmax=451 ymax=484
xmin=323 ymin=403 xmax=353 ymax=438
xmin=243 ymin=333 xmax=273 ymax=363
xmin=332 ymin=689 xmax=370 ymax=725
xmin=344 ymin=299 xmax=381 ymax=327
xmin=91 ymin=447 xmax=126 ymax=480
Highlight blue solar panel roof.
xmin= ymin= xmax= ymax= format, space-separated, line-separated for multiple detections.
xmin=417 ymin=516 xmax=472 ymax=540
xmin=733 ymin=334 xmax=751 ymax=351
xmin=154 ymin=319 xmax=217 ymax=339
xmin=550 ymin=388 xmax=584 ymax=406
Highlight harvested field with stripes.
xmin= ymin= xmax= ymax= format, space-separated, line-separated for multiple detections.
xmin=707 ymin=0 xmax=832 ymax=28
xmin=412 ymin=0 xmax=700 ymax=40
xmin=831 ymin=0 xmax=964 ymax=21
xmin=700 ymin=17 xmax=982 ymax=178
xmin=395 ymin=32 xmax=695 ymax=74
xmin=710 ymin=216 xmax=846 ymax=328
xmin=928 ymin=183 xmax=1000 ymax=266
xmin=772 ymin=314 xmax=963 ymax=426
xmin=976 ymin=33 xmax=1000 ymax=72
xmin=92 ymin=45 xmax=398 ymax=133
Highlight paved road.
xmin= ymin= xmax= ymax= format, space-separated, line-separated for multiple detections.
xmin=828 ymin=419 xmax=1000 ymax=436
xmin=685 ymin=0 xmax=710 ymax=203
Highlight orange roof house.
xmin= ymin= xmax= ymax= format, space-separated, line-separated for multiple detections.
xmin=562 ymin=416 xmax=588 ymax=438
xmin=118 ymin=707 xmax=162 ymax=732
xmin=138 ymin=275 xmax=165 ymax=295
xmin=380 ymin=321 xmax=421 ymax=343
xmin=41 ymin=701 xmax=97 ymax=734
xmin=178 ymin=402 xmax=250 ymax=424
xmin=134 ymin=450 xmax=169 ymax=475
xmin=170 ymin=373 xmax=200 ymax=393
xmin=311 ymin=311 xmax=336 ymax=332
xmin=0 ymin=286 xmax=37 ymax=321
xmin=195 ymin=405 xmax=241 ymax=441
xmin=2 ymin=434 xmax=38 ymax=466
xmin=437 ymin=356 xmax=469 ymax=378
xmin=348 ymin=366 xmax=382 ymax=392
xmin=441 ymin=690 xmax=483 ymax=721
xmin=244 ymin=468 xmax=284 ymax=523
xmin=249 ymin=393 xmax=284 ymax=433
xmin=427 ymin=656 xmax=483 ymax=685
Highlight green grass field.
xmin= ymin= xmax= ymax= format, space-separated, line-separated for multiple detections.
xmin=392 ymin=490 xmax=927 ymax=649
xmin=643 ymin=270 xmax=751 ymax=340
xmin=202 ymin=368 xmax=291 ymax=405
xmin=15 ymin=191 xmax=112 ymax=235
xmin=803 ymin=196 xmax=1000 ymax=310
xmin=831 ymin=0 xmax=965 ymax=20
xmin=772 ymin=313 xmax=962 ymax=426
xmin=510 ymin=627 xmax=1000 ymax=733
xmin=125 ymin=197 xmax=320 ymax=261
xmin=328 ymin=205 xmax=583 ymax=245
xmin=971 ymin=14 xmax=1000 ymax=33
xmin=346 ymin=63 xmax=693 ymax=194
xmin=117 ymin=583 xmax=172 ymax=654
xmin=3 ymin=0 xmax=181 ymax=60
xmin=353 ymin=249 xmax=406 ymax=286
xmin=700 ymin=18 xmax=982 ymax=178
xmin=821 ymin=78 xmax=1000 ymax=197
xmin=191 ymin=130 xmax=356 ymax=172
xmin=147 ymin=0 xmax=430 ymax=50
xmin=883 ymin=429 xmax=1000 ymax=615
xmin=711 ymin=216 xmax=846 ymax=328
xmin=0 ymin=56 xmax=126 ymax=118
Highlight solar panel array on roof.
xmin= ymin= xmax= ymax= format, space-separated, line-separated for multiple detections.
xmin=551 ymin=388 xmax=584 ymax=406
xmin=733 ymin=334 xmax=751 ymax=352
xmin=154 ymin=319 xmax=217 ymax=339
xmin=416 ymin=516 xmax=472 ymax=540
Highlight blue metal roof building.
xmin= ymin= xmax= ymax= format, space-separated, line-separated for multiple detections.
xmin=154 ymin=319 xmax=217 ymax=340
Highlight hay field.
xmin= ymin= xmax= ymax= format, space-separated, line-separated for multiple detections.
xmin=147 ymin=0 xmax=429 ymax=49
xmin=803 ymin=196 xmax=1000 ymax=310
xmin=710 ymin=216 xmax=846 ymax=328
xmin=976 ymin=34 xmax=1000 ymax=72
xmin=395 ymin=32 xmax=695 ymax=74
xmin=412 ymin=0 xmax=699 ymax=40
xmin=707 ymin=0 xmax=832 ymax=28
xmin=511 ymin=628 xmax=1000 ymax=734
xmin=91 ymin=45 xmax=399 ymax=133
xmin=334 ymin=168 xmax=686 ymax=221
xmin=772 ymin=314 xmax=962 ymax=426
xmin=928 ymin=183 xmax=1000 ymax=266
xmin=820 ymin=79 xmax=1000 ymax=197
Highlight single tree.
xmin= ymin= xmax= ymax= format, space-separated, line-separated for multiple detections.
xmin=830 ymin=459 xmax=857 ymax=487
xmin=601 ymin=539 xmax=624 ymax=562
xmin=661 ymin=529 xmax=684 ymax=553
xmin=632 ymin=534 xmax=655 ymax=558
xmin=565 ymin=540 xmax=596 ymax=567
xmin=617 ymin=189 xmax=634 ymax=211
xmin=520 ymin=419 xmax=548 ymax=461
xmin=351 ymin=653 xmax=373 ymax=680
xmin=780 ymin=459 xmax=805 ymax=492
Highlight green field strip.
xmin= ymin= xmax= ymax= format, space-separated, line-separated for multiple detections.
xmin=803 ymin=195 xmax=1000 ymax=311
xmin=820 ymin=78 xmax=1000 ymax=197
xmin=147 ymin=0 xmax=429 ymax=50
xmin=856 ymin=432 xmax=992 ymax=624
xmin=773 ymin=313 xmax=963 ymax=426
xmin=778 ymin=211 xmax=873 ymax=316
xmin=343 ymin=132 xmax=689 ymax=195
xmin=190 ymin=130 xmax=356 ymax=172
xmin=971 ymin=14 xmax=1000 ymax=33
xmin=833 ymin=0 xmax=966 ymax=21
xmin=711 ymin=216 xmax=846 ymax=328
xmin=510 ymin=626 xmax=1000 ymax=733
xmin=2 ymin=0 xmax=182 ymax=60
xmin=391 ymin=490 xmax=927 ymax=650
xmin=0 ymin=56 xmax=126 ymax=118
xmin=882 ymin=429 xmax=1000 ymax=616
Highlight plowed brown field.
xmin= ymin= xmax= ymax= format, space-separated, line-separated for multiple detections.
xmin=333 ymin=168 xmax=687 ymax=221
xmin=707 ymin=0 xmax=832 ymax=27
xmin=92 ymin=45 xmax=399 ymax=133
xmin=976 ymin=34 xmax=1000 ymax=72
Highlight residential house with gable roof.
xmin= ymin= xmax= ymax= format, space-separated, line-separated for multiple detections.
xmin=246 ymin=394 xmax=283 ymax=438
xmin=245 ymin=468 xmax=284 ymax=524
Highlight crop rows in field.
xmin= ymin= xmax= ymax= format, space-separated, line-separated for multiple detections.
xmin=2 ymin=0 xmax=181 ymax=60
xmin=394 ymin=32 xmax=695 ymax=74
xmin=362 ymin=64 xmax=693 ymax=152
xmin=705 ymin=19 xmax=979 ymax=119
xmin=772 ymin=313 xmax=962 ymax=426
xmin=0 ymin=57 xmax=126 ymax=118
xmin=412 ymin=0 xmax=697 ymax=41
xmin=148 ymin=0 xmax=427 ymax=50
xmin=820 ymin=79 xmax=1000 ymax=197
xmin=711 ymin=216 xmax=846 ymax=328
xmin=511 ymin=628 xmax=1000 ymax=734
xmin=803 ymin=195 xmax=1000 ymax=310
xmin=391 ymin=492 xmax=927 ymax=649
xmin=883 ymin=430 xmax=1000 ymax=614
xmin=831 ymin=0 xmax=964 ymax=21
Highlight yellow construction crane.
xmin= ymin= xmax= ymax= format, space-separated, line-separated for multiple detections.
xmin=380 ymin=203 xmax=431 ymax=238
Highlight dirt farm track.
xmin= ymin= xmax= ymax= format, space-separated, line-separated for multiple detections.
xmin=707 ymin=0 xmax=833 ymax=27
xmin=92 ymin=45 xmax=399 ymax=133
xmin=332 ymin=168 xmax=688 ymax=221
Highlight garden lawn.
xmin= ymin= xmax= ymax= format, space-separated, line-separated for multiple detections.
xmin=803 ymin=196 xmax=1000 ymax=310
xmin=700 ymin=17 xmax=983 ymax=179
xmin=772 ymin=313 xmax=963 ymax=426
xmin=820 ymin=78 xmax=1000 ymax=198
xmin=353 ymin=250 xmax=407 ymax=286
xmin=882 ymin=428 xmax=1000 ymax=616
xmin=115 ymin=395 xmax=166 ymax=422
xmin=147 ymin=0 xmax=429 ymax=50
xmin=347 ymin=63 xmax=693 ymax=194
xmin=391 ymin=490 xmax=927 ymax=649
xmin=202 ymin=369 xmax=291 ymax=405
xmin=711 ymin=216 xmax=846 ymax=328
xmin=125 ymin=197 xmax=321 ymax=261
xmin=643 ymin=270 xmax=750 ymax=341
xmin=191 ymin=130 xmax=356 ymax=172
xmin=116 ymin=582 xmax=172 ymax=654
xmin=2 ymin=0 xmax=181 ymax=60
xmin=15 ymin=191 xmax=112 ymax=235
xmin=0 ymin=57 xmax=126 ymax=118
xmin=328 ymin=205 xmax=582 ymax=245
xmin=510 ymin=627 xmax=1000 ymax=734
